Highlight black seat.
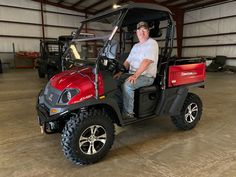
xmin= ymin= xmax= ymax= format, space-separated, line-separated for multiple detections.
xmin=133 ymin=42 xmax=163 ymax=117
xmin=138 ymin=85 xmax=158 ymax=93
xmin=134 ymin=84 xmax=159 ymax=117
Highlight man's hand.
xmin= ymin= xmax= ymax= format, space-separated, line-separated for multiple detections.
xmin=127 ymin=74 xmax=138 ymax=84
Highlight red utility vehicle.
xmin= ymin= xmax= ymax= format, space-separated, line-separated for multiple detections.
xmin=37 ymin=3 xmax=206 ymax=165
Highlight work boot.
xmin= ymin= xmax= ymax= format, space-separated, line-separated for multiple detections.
xmin=122 ymin=112 xmax=134 ymax=120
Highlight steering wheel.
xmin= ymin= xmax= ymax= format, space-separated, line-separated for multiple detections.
xmin=107 ymin=59 xmax=127 ymax=74
xmin=116 ymin=61 xmax=127 ymax=73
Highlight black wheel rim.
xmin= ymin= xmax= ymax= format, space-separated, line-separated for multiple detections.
xmin=79 ymin=125 xmax=107 ymax=155
xmin=185 ymin=103 xmax=198 ymax=123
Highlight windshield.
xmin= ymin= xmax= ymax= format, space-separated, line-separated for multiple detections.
xmin=67 ymin=12 xmax=121 ymax=65
xmin=45 ymin=43 xmax=61 ymax=56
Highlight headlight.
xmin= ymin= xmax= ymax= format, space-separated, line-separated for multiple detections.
xmin=59 ymin=89 xmax=79 ymax=104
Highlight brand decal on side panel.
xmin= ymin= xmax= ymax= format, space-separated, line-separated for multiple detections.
xmin=48 ymin=94 xmax=53 ymax=101
xmin=181 ymin=71 xmax=197 ymax=76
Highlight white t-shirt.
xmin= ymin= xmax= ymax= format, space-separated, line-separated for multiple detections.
xmin=127 ymin=38 xmax=159 ymax=78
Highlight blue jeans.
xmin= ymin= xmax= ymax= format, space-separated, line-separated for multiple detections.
xmin=122 ymin=75 xmax=154 ymax=114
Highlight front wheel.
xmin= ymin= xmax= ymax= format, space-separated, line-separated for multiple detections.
xmin=38 ymin=67 xmax=45 ymax=78
xmin=61 ymin=109 xmax=115 ymax=165
xmin=171 ymin=93 xmax=203 ymax=130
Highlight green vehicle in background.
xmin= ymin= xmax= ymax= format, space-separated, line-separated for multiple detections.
xmin=37 ymin=35 xmax=73 ymax=79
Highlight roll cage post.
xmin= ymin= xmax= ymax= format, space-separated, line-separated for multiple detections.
xmin=94 ymin=9 xmax=128 ymax=99
xmin=161 ymin=14 xmax=175 ymax=90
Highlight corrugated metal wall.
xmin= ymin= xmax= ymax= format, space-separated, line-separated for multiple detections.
xmin=2 ymin=1 xmax=236 ymax=67
xmin=0 ymin=0 xmax=84 ymax=55
xmin=183 ymin=1 xmax=236 ymax=66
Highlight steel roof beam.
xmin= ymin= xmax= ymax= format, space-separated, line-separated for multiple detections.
xmin=84 ymin=0 xmax=105 ymax=12
xmin=71 ymin=0 xmax=87 ymax=7
xmin=32 ymin=0 xmax=91 ymax=14
xmin=160 ymin=0 xmax=177 ymax=5
xmin=94 ymin=0 xmax=128 ymax=14
xmin=174 ymin=0 xmax=205 ymax=7
xmin=184 ymin=0 xmax=232 ymax=10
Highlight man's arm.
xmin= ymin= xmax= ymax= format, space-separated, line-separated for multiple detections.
xmin=127 ymin=59 xmax=153 ymax=84
xmin=123 ymin=59 xmax=130 ymax=70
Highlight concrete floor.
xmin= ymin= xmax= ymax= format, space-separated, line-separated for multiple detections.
xmin=0 ymin=69 xmax=236 ymax=177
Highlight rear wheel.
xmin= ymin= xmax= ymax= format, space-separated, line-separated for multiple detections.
xmin=61 ymin=109 xmax=115 ymax=165
xmin=171 ymin=93 xmax=202 ymax=130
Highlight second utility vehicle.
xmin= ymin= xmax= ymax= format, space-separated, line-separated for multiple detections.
xmin=37 ymin=36 xmax=73 ymax=79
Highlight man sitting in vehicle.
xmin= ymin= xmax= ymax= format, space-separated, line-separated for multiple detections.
xmin=114 ymin=21 xmax=159 ymax=119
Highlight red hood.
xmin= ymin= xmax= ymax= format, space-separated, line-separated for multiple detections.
xmin=50 ymin=66 xmax=104 ymax=104
xmin=50 ymin=66 xmax=94 ymax=91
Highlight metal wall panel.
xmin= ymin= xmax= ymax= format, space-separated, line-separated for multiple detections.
xmin=0 ymin=0 xmax=84 ymax=53
xmin=0 ymin=23 xmax=41 ymax=36
xmin=0 ymin=38 xmax=39 ymax=51
xmin=182 ymin=1 xmax=236 ymax=66
xmin=0 ymin=7 xmax=41 ymax=23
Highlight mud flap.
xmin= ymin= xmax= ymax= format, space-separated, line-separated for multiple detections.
xmin=169 ymin=87 xmax=188 ymax=116
xmin=155 ymin=87 xmax=188 ymax=116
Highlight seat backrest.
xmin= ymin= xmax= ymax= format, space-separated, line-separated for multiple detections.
xmin=153 ymin=54 xmax=167 ymax=86
xmin=124 ymin=31 xmax=133 ymax=40
xmin=215 ymin=55 xmax=226 ymax=65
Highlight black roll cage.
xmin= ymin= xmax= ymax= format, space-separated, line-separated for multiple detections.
xmin=62 ymin=3 xmax=175 ymax=98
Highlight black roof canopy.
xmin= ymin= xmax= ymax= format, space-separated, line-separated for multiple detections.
xmin=122 ymin=8 xmax=171 ymax=27
xmin=82 ymin=2 xmax=172 ymax=26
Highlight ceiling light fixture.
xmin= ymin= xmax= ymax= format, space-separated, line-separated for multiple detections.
xmin=113 ymin=4 xmax=121 ymax=9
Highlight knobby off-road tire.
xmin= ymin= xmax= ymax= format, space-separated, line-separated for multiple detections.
xmin=171 ymin=93 xmax=202 ymax=130
xmin=38 ymin=67 xmax=45 ymax=78
xmin=61 ymin=109 xmax=115 ymax=165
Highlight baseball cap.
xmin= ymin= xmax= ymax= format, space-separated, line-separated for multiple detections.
xmin=137 ymin=21 xmax=149 ymax=29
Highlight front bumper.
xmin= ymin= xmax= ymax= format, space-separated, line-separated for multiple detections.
xmin=36 ymin=89 xmax=95 ymax=125
xmin=36 ymin=103 xmax=69 ymax=125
